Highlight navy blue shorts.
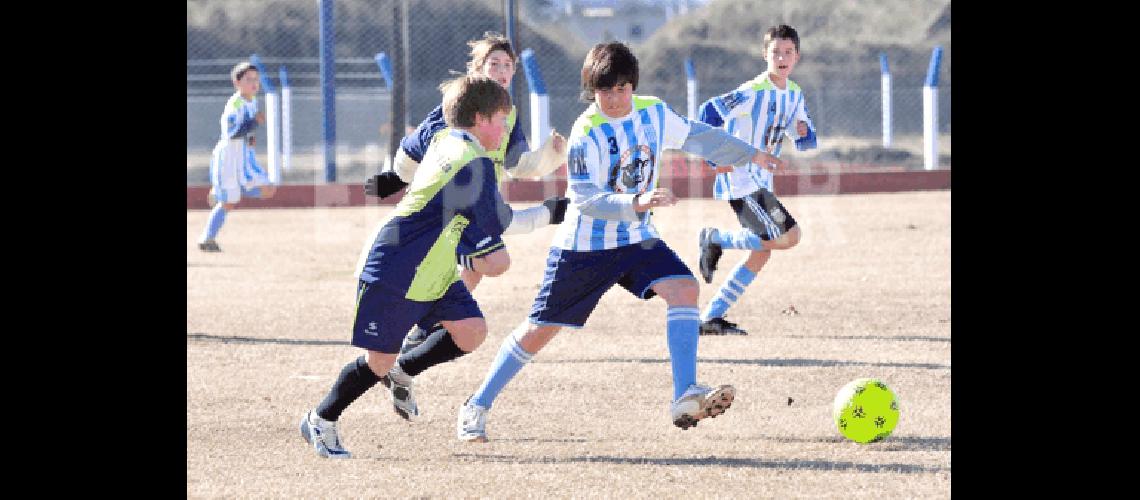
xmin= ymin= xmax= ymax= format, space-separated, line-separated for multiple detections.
xmin=528 ymin=239 xmax=696 ymax=328
xmin=351 ymin=279 xmax=483 ymax=353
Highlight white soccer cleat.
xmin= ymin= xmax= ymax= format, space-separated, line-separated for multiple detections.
xmin=379 ymin=365 xmax=420 ymax=421
xmin=299 ymin=410 xmax=352 ymax=459
xmin=457 ymin=397 xmax=489 ymax=443
xmin=670 ymin=383 xmax=736 ymax=430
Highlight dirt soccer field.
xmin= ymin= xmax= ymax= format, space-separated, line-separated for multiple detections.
xmin=187 ymin=191 xmax=951 ymax=498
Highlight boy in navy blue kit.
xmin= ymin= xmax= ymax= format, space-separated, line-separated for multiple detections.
xmin=300 ymin=75 xmax=517 ymax=459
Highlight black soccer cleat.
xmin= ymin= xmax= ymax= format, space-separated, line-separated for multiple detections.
xmin=699 ymin=317 xmax=748 ymax=336
xmin=698 ymin=227 xmax=723 ymax=284
xmin=198 ymin=240 xmax=222 ymax=252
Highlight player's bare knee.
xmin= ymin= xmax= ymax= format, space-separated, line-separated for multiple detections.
xmin=364 ymin=350 xmax=397 ymax=377
xmin=447 ymin=319 xmax=488 ymax=352
xmin=655 ymin=278 xmax=699 ymax=306
xmin=785 ymin=226 xmax=802 ymax=247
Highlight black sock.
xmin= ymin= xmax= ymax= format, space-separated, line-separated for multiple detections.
xmin=398 ymin=327 xmax=468 ymax=377
xmin=316 ymin=355 xmax=381 ymax=421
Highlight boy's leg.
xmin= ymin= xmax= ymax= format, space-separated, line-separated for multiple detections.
xmin=198 ymin=187 xmax=239 ymax=251
xmin=700 ymin=189 xmax=799 ymax=334
xmin=380 ymin=280 xmax=486 ymax=420
xmin=457 ymin=321 xmax=560 ymax=442
xmin=625 ymin=240 xmax=735 ymax=429
xmin=458 ymin=246 xmax=621 ymax=442
xmin=398 ymin=245 xmax=507 ymax=350
xmin=301 ymin=281 xmax=427 ymax=458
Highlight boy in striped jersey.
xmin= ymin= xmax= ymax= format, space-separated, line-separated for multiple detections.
xmin=695 ymin=25 xmax=817 ymax=335
xmin=196 ymin=62 xmax=278 ymax=252
xmin=363 ymin=33 xmax=570 ymax=422
xmin=300 ymin=75 xmax=517 ymax=458
xmin=455 ymin=42 xmax=785 ymax=442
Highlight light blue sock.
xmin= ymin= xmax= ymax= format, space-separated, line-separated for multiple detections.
xmin=470 ymin=333 xmax=533 ymax=409
xmin=666 ymin=306 xmax=701 ymax=400
xmin=200 ymin=205 xmax=227 ymax=242
xmin=701 ymin=263 xmax=758 ymax=321
xmin=713 ymin=228 xmax=764 ymax=251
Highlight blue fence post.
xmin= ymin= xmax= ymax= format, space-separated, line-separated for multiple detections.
xmin=318 ymin=0 xmax=336 ymax=183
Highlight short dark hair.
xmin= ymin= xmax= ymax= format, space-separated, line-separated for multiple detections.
xmin=439 ymin=75 xmax=512 ymax=128
xmin=230 ymin=61 xmax=258 ymax=83
xmin=580 ymin=42 xmax=638 ymax=102
xmin=763 ymin=24 xmax=800 ymax=53
xmin=466 ymin=31 xmax=517 ymax=75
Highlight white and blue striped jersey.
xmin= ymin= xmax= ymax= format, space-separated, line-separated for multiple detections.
xmin=210 ymin=93 xmax=266 ymax=194
xmin=698 ymin=72 xmax=818 ymax=200
xmin=219 ymin=92 xmax=260 ymax=142
xmin=554 ymin=95 xmax=759 ymax=251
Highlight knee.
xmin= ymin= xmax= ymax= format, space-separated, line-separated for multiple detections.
xmin=448 ymin=320 xmax=488 ymax=352
xmin=771 ymin=226 xmax=801 ymax=250
xmin=660 ymin=279 xmax=700 ymax=306
xmin=364 ymin=350 xmax=396 ymax=377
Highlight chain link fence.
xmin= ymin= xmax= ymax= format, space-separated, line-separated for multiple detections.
xmin=187 ymin=0 xmax=950 ymax=186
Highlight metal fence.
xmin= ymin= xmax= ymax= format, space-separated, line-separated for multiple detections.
xmin=187 ymin=0 xmax=950 ymax=185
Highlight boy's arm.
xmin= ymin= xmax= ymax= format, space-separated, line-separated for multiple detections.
xmin=226 ymin=105 xmax=260 ymax=139
xmin=791 ymin=97 xmax=818 ymax=150
xmin=660 ymin=103 xmax=775 ymax=171
xmin=689 ymin=92 xmax=756 ymax=171
xmin=508 ymin=130 xmax=566 ymax=179
xmin=565 ymin=139 xmax=643 ymax=222
xmin=365 ymin=106 xmax=447 ymax=198
xmin=449 ymin=157 xmax=514 ymax=238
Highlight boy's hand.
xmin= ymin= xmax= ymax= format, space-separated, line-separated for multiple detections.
xmin=550 ymin=130 xmax=566 ymax=154
xmin=751 ymin=150 xmax=786 ymax=172
xmin=633 ymin=188 xmax=676 ymax=211
xmin=364 ymin=171 xmax=410 ymax=198
xmin=255 ymin=111 xmax=265 ymax=124
xmin=542 ymin=196 xmax=570 ymax=224
xmin=796 ymin=120 xmax=808 ymax=137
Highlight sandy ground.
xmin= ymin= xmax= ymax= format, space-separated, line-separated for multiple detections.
xmin=187 ymin=191 xmax=950 ymax=498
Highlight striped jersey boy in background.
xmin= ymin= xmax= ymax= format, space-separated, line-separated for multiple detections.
xmin=196 ymin=61 xmax=277 ymax=252
xmin=694 ymin=24 xmax=817 ymax=335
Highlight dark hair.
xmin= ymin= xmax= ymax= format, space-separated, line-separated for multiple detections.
xmin=439 ymin=75 xmax=512 ymax=128
xmin=763 ymin=24 xmax=801 ymax=53
xmin=230 ymin=61 xmax=258 ymax=83
xmin=466 ymin=31 xmax=517 ymax=75
xmin=579 ymin=42 xmax=638 ymax=102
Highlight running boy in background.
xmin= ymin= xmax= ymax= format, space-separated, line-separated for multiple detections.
xmin=694 ymin=24 xmax=817 ymax=335
xmin=300 ymin=75 xmax=516 ymax=459
xmin=455 ymin=41 xmax=787 ymax=443
xmin=196 ymin=61 xmax=277 ymax=252
xmin=364 ymin=32 xmax=569 ymax=422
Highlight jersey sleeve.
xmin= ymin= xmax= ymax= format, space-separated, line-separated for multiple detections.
xmin=790 ymin=96 xmax=818 ymax=150
xmin=224 ymin=99 xmax=259 ymax=139
xmin=400 ymin=105 xmax=447 ymax=163
xmin=446 ymin=157 xmax=513 ymax=238
xmin=502 ymin=114 xmax=529 ymax=171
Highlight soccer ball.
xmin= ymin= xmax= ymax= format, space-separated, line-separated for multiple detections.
xmin=832 ymin=378 xmax=899 ymax=444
